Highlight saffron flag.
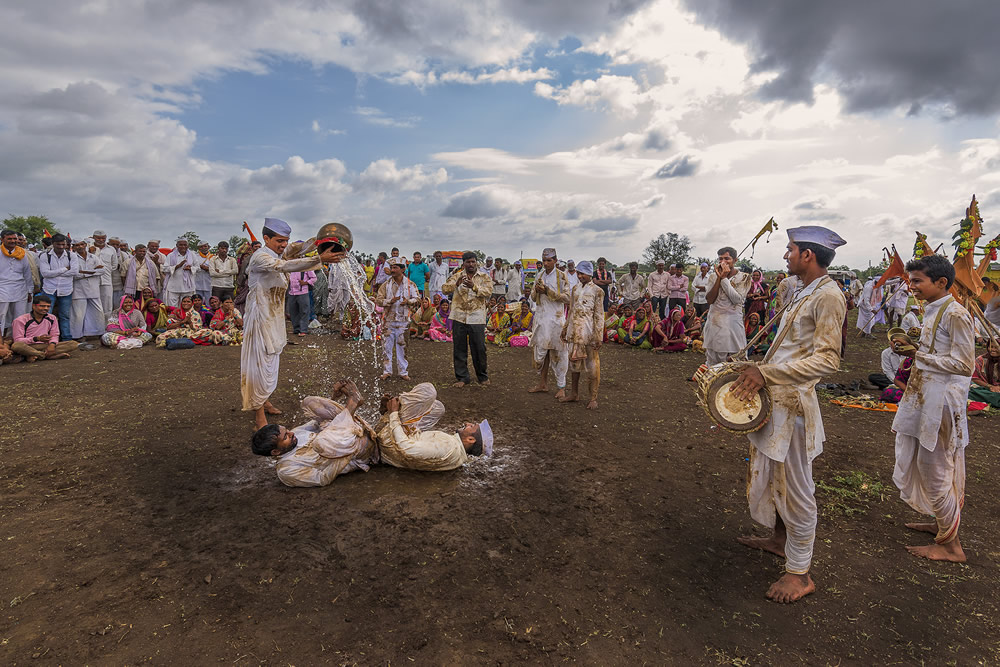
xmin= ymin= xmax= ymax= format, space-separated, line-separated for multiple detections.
xmin=42 ymin=228 xmax=52 ymax=239
xmin=875 ymin=246 xmax=908 ymax=289
xmin=242 ymin=221 xmax=259 ymax=243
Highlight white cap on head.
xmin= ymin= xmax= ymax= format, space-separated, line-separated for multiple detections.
xmin=542 ymin=248 xmax=557 ymax=259
xmin=786 ymin=225 xmax=846 ymax=250
xmin=656 ymin=259 xmax=665 ymax=265
xmin=93 ymin=230 xmax=106 ymax=237
xmin=263 ymin=217 xmax=292 ymax=237
xmin=388 ymin=257 xmax=405 ymax=267
xmin=576 ymin=260 xmax=594 ymax=276
xmin=479 ymin=419 xmax=494 ymax=457
xmin=109 ymin=236 xmax=121 ymax=242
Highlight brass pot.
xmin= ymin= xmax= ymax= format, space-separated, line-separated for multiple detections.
xmin=315 ymin=222 xmax=353 ymax=253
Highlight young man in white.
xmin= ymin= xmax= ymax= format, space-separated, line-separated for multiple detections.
xmin=559 ymin=261 xmax=604 ymax=410
xmin=70 ymin=238 xmax=106 ymax=340
xmin=241 ymin=218 xmax=345 ymax=428
xmin=901 ymin=304 xmax=921 ymax=332
xmin=731 ymin=226 xmax=847 ymax=603
xmin=428 ymin=250 xmax=450 ymax=297
xmin=0 ymin=229 xmax=33 ymax=337
xmin=91 ymin=230 xmax=119 ymax=314
xmin=162 ymin=238 xmax=200 ymax=307
xmin=891 ymin=254 xmax=974 ymax=562
xmin=702 ymin=246 xmax=751 ymax=366
xmin=529 ymin=248 xmax=571 ymax=398
xmin=376 ymin=257 xmax=421 ymax=380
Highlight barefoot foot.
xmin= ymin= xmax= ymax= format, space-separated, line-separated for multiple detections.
xmin=586 ymin=399 xmax=598 ymax=410
xmin=737 ymin=534 xmax=786 ymax=558
xmin=766 ymin=573 xmax=815 ymax=603
xmin=554 ymin=388 xmax=566 ymax=400
xmin=906 ymin=540 xmax=966 ymax=562
xmin=528 ymin=384 xmax=548 ymax=393
xmin=904 ymin=522 xmax=938 ymax=535
xmin=558 ymin=392 xmax=578 ymax=403
xmin=263 ymin=402 xmax=282 ymax=416
xmin=452 ymin=381 xmax=468 ymax=388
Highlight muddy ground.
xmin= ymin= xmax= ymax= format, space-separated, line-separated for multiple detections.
xmin=1 ymin=311 xmax=999 ymax=665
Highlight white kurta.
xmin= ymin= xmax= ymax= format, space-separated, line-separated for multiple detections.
xmin=530 ymin=267 xmax=571 ymax=386
xmin=162 ymin=249 xmax=200 ymax=305
xmin=506 ymin=269 xmax=523 ymax=302
xmin=702 ymin=270 xmax=751 ymax=364
xmin=378 ymin=411 xmax=469 ymax=472
xmin=428 ymin=260 xmax=450 ymax=294
xmin=856 ymin=280 xmax=876 ymax=334
xmin=564 ymin=281 xmax=604 ymax=377
xmin=194 ymin=253 xmax=214 ymax=296
xmin=891 ymin=296 xmax=974 ymax=544
xmin=71 ymin=252 xmax=106 ymax=338
xmin=0 ymin=251 xmax=32 ymax=334
xmin=746 ymin=276 xmax=846 ymax=574
xmin=95 ymin=245 xmax=119 ymax=312
xmin=901 ymin=311 xmax=921 ymax=332
xmin=240 ymin=247 xmax=322 ymax=411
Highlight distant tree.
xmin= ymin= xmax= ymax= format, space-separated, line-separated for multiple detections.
xmin=736 ymin=258 xmax=762 ymax=274
xmin=179 ymin=230 xmax=201 ymax=247
xmin=3 ymin=215 xmax=59 ymax=244
xmin=227 ymin=235 xmax=250 ymax=251
xmin=695 ymin=256 xmax=714 ymax=268
xmin=643 ymin=233 xmax=692 ymax=268
xmin=469 ymin=249 xmax=486 ymax=263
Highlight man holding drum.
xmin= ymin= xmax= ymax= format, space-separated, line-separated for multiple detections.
xmin=730 ymin=226 xmax=847 ymax=604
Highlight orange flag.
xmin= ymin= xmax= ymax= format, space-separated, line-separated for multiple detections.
xmin=952 ymin=195 xmax=984 ymax=297
xmin=875 ymin=246 xmax=907 ymax=289
xmin=43 ymin=228 xmax=52 ymax=239
xmin=242 ymin=221 xmax=259 ymax=243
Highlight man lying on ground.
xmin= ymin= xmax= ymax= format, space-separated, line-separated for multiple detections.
xmin=250 ymin=380 xmax=378 ymax=487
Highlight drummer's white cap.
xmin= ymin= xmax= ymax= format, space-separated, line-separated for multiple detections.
xmin=786 ymin=225 xmax=846 ymax=249
xmin=479 ymin=419 xmax=494 ymax=456
xmin=263 ymin=217 xmax=292 ymax=237
xmin=576 ymin=260 xmax=594 ymax=276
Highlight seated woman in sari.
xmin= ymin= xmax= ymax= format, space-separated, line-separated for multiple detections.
xmin=603 ymin=304 xmax=618 ymax=342
xmin=208 ymin=295 xmax=244 ymax=345
xmin=624 ymin=306 xmax=652 ymax=349
xmin=428 ymin=299 xmax=453 ymax=342
xmin=486 ymin=301 xmax=511 ymax=345
xmin=155 ymin=295 xmax=215 ymax=347
xmin=969 ymin=339 xmax=1000 ymax=408
xmin=611 ymin=306 xmax=634 ymax=343
xmin=191 ymin=294 xmax=214 ymax=327
xmin=654 ymin=307 xmax=687 ymax=352
xmin=138 ymin=287 xmax=156 ymax=311
xmin=880 ymin=356 xmax=913 ymax=403
xmin=101 ymin=294 xmax=153 ymax=348
xmin=640 ymin=298 xmax=660 ymax=329
xmin=683 ymin=303 xmax=702 ymax=341
xmin=744 ymin=311 xmax=769 ymax=356
xmin=409 ymin=297 xmax=436 ymax=339
xmin=497 ymin=300 xmax=533 ymax=346
xmin=143 ymin=298 xmax=169 ymax=334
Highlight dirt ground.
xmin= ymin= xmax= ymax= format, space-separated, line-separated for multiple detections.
xmin=1 ymin=311 xmax=999 ymax=665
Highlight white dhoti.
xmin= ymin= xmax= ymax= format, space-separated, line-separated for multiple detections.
xmin=383 ymin=323 xmax=409 ymax=376
xmin=533 ymin=343 xmax=568 ymax=388
xmin=70 ymin=298 xmax=105 ymax=338
xmin=100 ymin=284 xmax=114 ymax=314
xmin=893 ymin=406 xmax=965 ymax=545
xmin=241 ymin=340 xmax=280 ymax=411
xmin=703 ymin=312 xmax=746 ymax=363
xmin=164 ymin=290 xmax=186 ymax=308
xmin=856 ymin=303 xmax=875 ymax=334
xmin=747 ymin=417 xmax=816 ymax=574
xmin=0 ymin=299 xmax=28 ymax=336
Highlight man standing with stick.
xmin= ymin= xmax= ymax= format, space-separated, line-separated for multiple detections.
xmin=442 ymin=251 xmax=492 ymax=388
xmin=241 ymin=218 xmax=345 ymax=428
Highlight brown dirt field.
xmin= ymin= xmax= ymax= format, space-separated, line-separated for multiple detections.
xmin=1 ymin=312 xmax=999 ymax=665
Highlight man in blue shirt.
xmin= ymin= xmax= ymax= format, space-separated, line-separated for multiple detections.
xmin=407 ymin=251 xmax=430 ymax=296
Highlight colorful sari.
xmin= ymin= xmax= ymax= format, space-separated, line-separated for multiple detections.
xmin=497 ymin=308 xmax=532 ymax=346
xmin=624 ymin=313 xmax=652 ymax=349
xmin=209 ymin=307 xmax=244 ymax=345
xmin=486 ymin=308 xmax=511 ymax=345
xmin=409 ymin=303 xmax=436 ymax=339
xmin=428 ymin=303 xmax=452 ymax=342
xmin=155 ymin=307 xmax=215 ymax=347
xmin=880 ymin=357 xmax=913 ymax=403
xmin=102 ymin=295 xmax=153 ymax=348
xmin=143 ymin=299 xmax=169 ymax=333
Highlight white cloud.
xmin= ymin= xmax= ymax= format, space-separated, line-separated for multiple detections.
xmin=535 ymin=75 xmax=646 ymax=116
xmin=388 ymin=67 xmax=555 ymax=87
xmin=356 ymin=159 xmax=447 ymax=191
xmin=353 ymin=106 xmax=420 ymax=129
xmin=311 ymin=120 xmax=346 ymax=136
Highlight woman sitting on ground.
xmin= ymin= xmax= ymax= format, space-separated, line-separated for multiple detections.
xmin=497 ymin=300 xmax=532 ymax=346
xmin=155 ymin=295 xmax=215 ymax=347
xmin=744 ymin=311 xmax=770 ymax=356
xmin=427 ymin=299 xmax=453 ymax=342
xmin=486 ymin=300 xmax=511 ymax=345
xmin=611 ymin=305 xmax=634 ymax=343
xmin=138 ymin=286 xmax=156 ymax=310
xmin=624 ymin=304 xmax=652 ymax=349
xmin=191 ymin=294 xmax=214 ymax=327
xmin=880 ymin=355 xmax=914 ymax=404
xmin=969 ymin=338 xmax=1000 ymax=408
xmin=683 ymin=303 xmax=702 ymax=341
xmin=143 ymin=298 xmax=169 ymax=334
xmin=409 ymin=297 xmax=436 ymax=340
xmin=101 ymin=294 xmax=153 ymax=348
xmin=208 ymin=295 xmax=244 ymax=345
xmin=603 ymin=304 xmax=618 ymax=342
xmin=655 ymin=307 xmax=688 ymax=352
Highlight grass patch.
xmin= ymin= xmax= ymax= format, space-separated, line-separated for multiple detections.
xmin=816 ymin=470 xmax=890 ymax=517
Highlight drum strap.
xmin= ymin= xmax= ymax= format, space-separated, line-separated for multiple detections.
xmin=762 ymin=276 xmax=835 ymax=364
xmin=925 ymin=296 xmax=953 ymax=355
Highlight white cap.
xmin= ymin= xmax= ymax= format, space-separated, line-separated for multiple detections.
xmin=786 ymin=225 xmax=846 ymax=250
xmin=479 ymin=419 xmax=493 ymax=457
xmin=576 ymin=260 xmax=594 ymax=276
xmin=93 ymin=230 xmax=106 ymax=236
xmin=263 ymin=217 xmax=292 ymax=237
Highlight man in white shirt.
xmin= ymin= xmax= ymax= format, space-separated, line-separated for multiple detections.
xmin=869 ymin=347 xmax=903 ymax=390
xmin=565 ymin=259 xmax=580 ymax=290
xmin=108 ymin=237 xmax=128 ymax=305
xmin=506 ymin=261 xmax=524 ymax=302
xmin=124 ymin=244 xmax=159 ymax=299
xmin=428 ymin=250 xmax=450 ymax=296
xmin=92 ymin=230 xmax=119 ymax=314
xmin=691 ymin=263 xmax=711 ymax=317
xmin=0 ymin=229 xmax=33 ymax=337
xmin=194 ymin=241 xmax=214 ymax=303
xmin=208 ymin=241 xmax=238 ymax=300
xmin=70 ymin=238 xmax=106 ymax=340
xmin=491 ymin=257 xmax=507 ymax=299
xmin=162 ymin=238 xmax=200 ymax=307
xmin=901 ymin=305 xmax=921 ymax=332
xmin=529 ymin=248 xmax=571 ymax=398
xmin=38 ymin=233 xmax=79 ymax=337
xmin=886 ymin=278 xmax=910 ymax=328
xmin=703 ymin=247 xmax=751 ymax=365
xmin=647 ymin=260 xmax=670 ymax=320
xmin=375 ymin=257 xmax=422 ymax=380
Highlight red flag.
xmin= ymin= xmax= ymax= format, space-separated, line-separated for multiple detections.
xmin=875 ymin=246 xmax=907 ymax=289
xmin=43 ymin=228 xmax=52 ymax=239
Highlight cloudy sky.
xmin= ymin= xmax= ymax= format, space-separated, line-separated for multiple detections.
xmin=3 ymin=0 xmax=999 ymax=268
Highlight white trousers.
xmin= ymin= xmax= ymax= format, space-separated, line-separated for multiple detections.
xmin=0 ymin=299 xmax=28 ymax=336
xmin=164 ymin=291 xmax=186 ymax=308
xmin=241 ymin=341 xmax=280 ymax=411
xmin=747 ymin=417 xmax=817 ymax=575
xmin=533 ymin=345 xmax=568 ymax=388
xmin=100 ymin=284 xmax=114 ymax=314
xmin=70 ymin=298 xmax=105 ymax=339
xmin=383 ymin=323 xmax=408 ymax=376
xmin=705 ymin=349 xmax=733 ymax=366
xmin=894 ymin=429 xmax=965 ymax=544
xmin=857 ymin=305 xmax=875 ymax=334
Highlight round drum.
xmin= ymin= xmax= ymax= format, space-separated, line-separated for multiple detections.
xmin=693 ymin=362 xmax=771 ymax=433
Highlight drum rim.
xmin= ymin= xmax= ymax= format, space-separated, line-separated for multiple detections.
xmin=699 ymin=367 xmax=772 ymax=433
